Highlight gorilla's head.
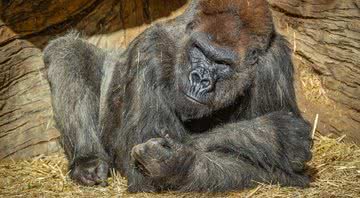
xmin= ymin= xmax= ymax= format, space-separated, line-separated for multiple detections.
xmin=174 ymin=0 xmax=274 ymax=120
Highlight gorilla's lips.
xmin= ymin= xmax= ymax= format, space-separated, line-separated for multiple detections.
xmin=134 ymin=159 xmax=151 ymax=176
xmin=185 ymin=93 xmax=207 ymax=105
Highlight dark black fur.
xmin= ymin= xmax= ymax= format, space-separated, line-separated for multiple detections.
xmin=43 ymin=0 xmax=312 ymax=192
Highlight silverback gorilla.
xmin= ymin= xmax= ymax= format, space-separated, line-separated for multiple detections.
xmin=43 ymin=0 xmax=312 ymax=192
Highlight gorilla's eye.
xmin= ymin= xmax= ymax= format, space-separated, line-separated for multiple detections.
xmin=251 ymin=49 xmax=258 ymax=56
xmin=214 ymin=60 xmax=230 ymax=66
xmin=214 ymin=61 xmax=233 ymax=79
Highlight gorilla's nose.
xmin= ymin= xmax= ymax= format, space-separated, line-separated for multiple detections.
xmin=189 ymin=67 xmax=214 ymax=91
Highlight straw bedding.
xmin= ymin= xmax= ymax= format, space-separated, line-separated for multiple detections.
xmin=1 ymin=135 xmax=359 ymax=198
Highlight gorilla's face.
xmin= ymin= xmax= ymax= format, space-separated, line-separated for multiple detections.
xmin=173 ymin=2 xmax=273 ymax=120
xmin=175 ymin=32 xmax=259 ymax=120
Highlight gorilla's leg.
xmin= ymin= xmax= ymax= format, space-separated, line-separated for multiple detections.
xmin=43 ymin=33 xmax=109 ymax=186
xmin=132 ymin=112 xmax=312 ymax=192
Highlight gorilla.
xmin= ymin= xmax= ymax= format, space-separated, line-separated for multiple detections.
xmin=43 ymin=0 xmax=313 ymax=192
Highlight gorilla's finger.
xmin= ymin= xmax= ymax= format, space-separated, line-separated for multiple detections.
xmin=159 ymin=129 xmax=168 ymax=138
xmin=164 ymin=134 xmax=184 ymax=151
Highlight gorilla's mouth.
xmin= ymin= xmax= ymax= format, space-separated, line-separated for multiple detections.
xmin=134 ymin=160 xmax=151 ymax=177
xmin=184 ymin=93 xmax=207 ymax=106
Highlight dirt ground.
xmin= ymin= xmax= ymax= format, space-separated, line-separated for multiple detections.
xmin=0 ymin=135 xmax=359 ymax=198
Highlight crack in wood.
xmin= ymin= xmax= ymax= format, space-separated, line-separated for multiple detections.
xmin=19 ymin=0 xmax=104 ymax=42
xmin=270 ymin=4 xmax=327 ymax=20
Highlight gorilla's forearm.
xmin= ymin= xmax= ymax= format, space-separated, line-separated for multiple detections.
xmin=191 ymin=112 xmax=312 ymax=171
xmin=44 ymin=34 xmax=110 ymax=186
xmin=180 ymin=150 xmax=308 ymax=192
xmin=44 ymin=35 xmax=109 ymax=162
xmin=180 ymin=112 xmax=312 ymax=191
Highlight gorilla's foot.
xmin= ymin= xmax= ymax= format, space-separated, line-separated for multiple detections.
xmin=70 ymin=156 xmax=109 ymax=187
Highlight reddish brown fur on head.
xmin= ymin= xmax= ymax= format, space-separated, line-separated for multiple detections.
xmin=196 ymin=0 xmax=274 ymax=55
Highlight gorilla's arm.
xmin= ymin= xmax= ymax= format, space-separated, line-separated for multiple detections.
xmin=132 ymin=112 xmax=312 ymax=192
xmin=106 ymin=26 xmax=191 ymax=192
xmin=43 ymin=33 xmax=110 ymax=186
xmin=182 ymin=112 xmax=312 ymax=191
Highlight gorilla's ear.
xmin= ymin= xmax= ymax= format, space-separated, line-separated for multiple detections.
xmin=246 ymin=48 xmax=259 ymax=65
xmin=250 ymin=35 xmax=300 ymax=117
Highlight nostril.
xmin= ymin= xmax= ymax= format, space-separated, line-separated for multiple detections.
xmin=201 ymin=79 xmax=211 ymax=88
xmin=190 ymin=71 xmax=201 ymax=84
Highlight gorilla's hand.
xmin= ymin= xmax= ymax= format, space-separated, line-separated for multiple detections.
xmin=70 ymin=156 xmax=109 ymax=187
xmin=131 ymin=135 xmax=195 ymax=182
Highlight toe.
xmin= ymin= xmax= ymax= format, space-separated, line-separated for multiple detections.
xmin=80 ymin=174 xmax=96 ymax=186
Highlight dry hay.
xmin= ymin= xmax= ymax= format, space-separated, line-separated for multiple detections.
xmin=294 ymin=57 xmax=331 ymax=106
xmin=1 ymin=135 xmax=359 ymax=198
